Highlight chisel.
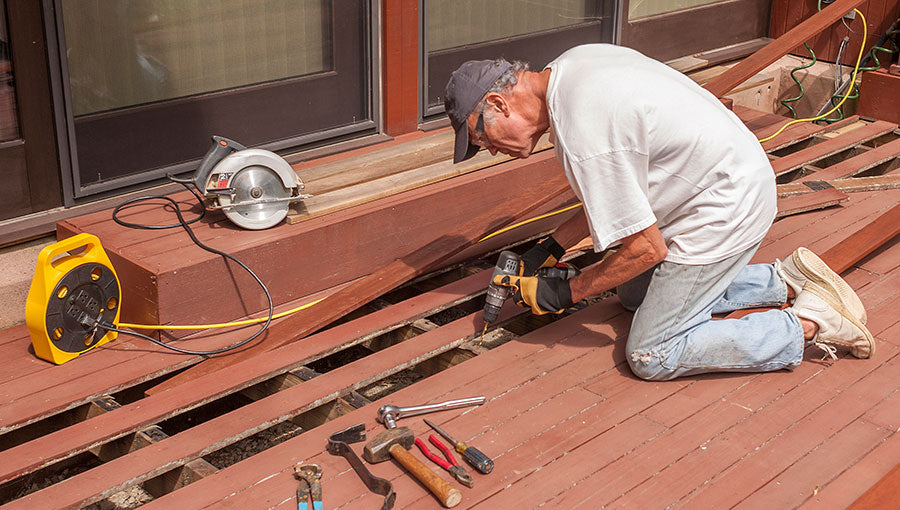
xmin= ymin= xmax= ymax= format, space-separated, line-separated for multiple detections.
xmin=424 ymin=419 xmax=494 ymax=474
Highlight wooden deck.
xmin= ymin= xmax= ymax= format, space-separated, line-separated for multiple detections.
xmin=1 ymin=106 xmax=899 ymax=508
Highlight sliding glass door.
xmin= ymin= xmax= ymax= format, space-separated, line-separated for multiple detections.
xmin=57 ymin=0 xmax=374 ymax=198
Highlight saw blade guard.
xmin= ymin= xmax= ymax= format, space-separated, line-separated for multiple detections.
xmin=205 ymin=149 xmax=306 ymax=230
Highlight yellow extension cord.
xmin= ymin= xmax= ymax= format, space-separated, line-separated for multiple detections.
xmin=121 ymin=10 xmax=866 ymax=331
xmin=758 ymin=9 xmax=867 ymax=143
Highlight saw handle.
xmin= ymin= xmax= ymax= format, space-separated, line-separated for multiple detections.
xmin=388 ymin=444 xmax=462 ymax=508
xmin=192 ymin=135 xmax=246 ymax=191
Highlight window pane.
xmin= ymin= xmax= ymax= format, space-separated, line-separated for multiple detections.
xmin=62 ymin=0 xmax=333 ymax=116
xmin=0 ymin=0 xmax=19 ymax=142
xmin=629 ymin=0 xmax=726 ymax=20
xmin=427 ymin=0 xmax=604 ymax=51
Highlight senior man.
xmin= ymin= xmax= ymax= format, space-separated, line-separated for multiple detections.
xmin=444 ymin=44 xmax=873 ymax=380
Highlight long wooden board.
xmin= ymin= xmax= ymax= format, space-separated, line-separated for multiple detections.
xmin=798 ymin=137 xmax=900 ymax=183
xmin=2 ymin=304 xmax=531 ymax=509
xmin=777 ymin=174 xmax=900 ymax=196
xmin=819 ymin=203 xmax=900 ymax=274
xmin=703 ymin=0 xmax=868 ymax=97
xmin=146 ymin=175 xmax=574 ymax=395
xmin=770 ymin=121 xmax=897 ymax=176
xmin=775 ymin=188 xmax=849 ymax=217
xmin=58 ymin=150 xmax=574 ymax=333
xmin=0 ymin=267 xmax=507 ymax=483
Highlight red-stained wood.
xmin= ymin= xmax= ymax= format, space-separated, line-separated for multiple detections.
xmin=3 ymin=303 xmax=531 ymax=509
xmin=138 ymin=299 xmax=634 ymax=509
xmin=60 ymin=151 xmax=574 ymax=331
xmin=758 ymin=115 xmax=864 ymax=152
xmin=0 ymin=267 xmax=496 ymax=473
xmin=143 ymin=175 xmax=574 ymax=395
xmin=745 ymin=420 xmax=889 ymax=508
xmin=819 ymin=202 xmax=900 ymax=273
xmin=798 ymin=137 xmax=900 ymax=183
xmin=704 ymin=0 xmax=867 ymax=97
xmin=382 ymin=0 xmax=419 ymax=135
xmin=770 ymin=120 xmax=897 ymax=176
xmin=804 ymin=429 xmax=900 ymax=509
xmin=771 ymin=0 xmax=900 ymax=63
xmin=535 ymin=342 xmax=897 ymax=509
xmin=679 ymin=351 xmax=900 ymax=509
xmin=4 ymin=298 xmax=626 ymax=508
xmin=776 ymin=187 xmax=849 ymax=217
xmin=857 ymin=69 xmax=900 ymax=124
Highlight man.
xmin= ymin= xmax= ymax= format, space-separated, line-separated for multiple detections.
xmin=443 ymin=44 xmax=873 ymax=381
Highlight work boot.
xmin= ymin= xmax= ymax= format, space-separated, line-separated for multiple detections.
xmin=792 ymin=282 xmax=875 ymax=360
xmin=776 ymin=247 xmax=867 ymax=324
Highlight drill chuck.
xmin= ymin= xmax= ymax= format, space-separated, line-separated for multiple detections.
xmin=483 ymin=251 xmax=521 ymax=324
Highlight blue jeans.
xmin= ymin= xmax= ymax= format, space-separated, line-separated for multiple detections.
xmin=617 ymin=243 xmax=805 ymax=380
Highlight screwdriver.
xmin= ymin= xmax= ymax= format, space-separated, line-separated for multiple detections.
xmin=424 ymin=419 xmax=494 ymax=474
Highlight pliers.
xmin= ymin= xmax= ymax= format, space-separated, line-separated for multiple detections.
xmin=294 ymin=463 xmax=323 ymax=510
xmin=415 ymin=434 xmax=474 ymax=488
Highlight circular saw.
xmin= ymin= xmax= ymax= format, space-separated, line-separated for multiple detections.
xmin=192 ymin=136 xmax=312 ymax=230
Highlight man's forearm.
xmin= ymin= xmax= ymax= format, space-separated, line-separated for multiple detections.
xmin=568 ymin=224 xmax=667 ymax=303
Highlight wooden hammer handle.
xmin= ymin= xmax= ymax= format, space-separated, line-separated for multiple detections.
xmin=389 ymin=443 xmax=462 ymax=508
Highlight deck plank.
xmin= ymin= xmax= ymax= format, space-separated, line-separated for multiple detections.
xmin=737 ymin=420 xmax=890 ymax=508
xmin=799 ymin=137 xmax=900 ymax=183
xmin=134 ymin=298 xmax=631 ymax=509
xmin=0 ymin=270 xmax=494 ymax=476
xmin=1 ymin=303 xmax=527 ymax=509
xmin=672 ymin=349 xmax=900 ymax=509
xmin=800 ymin=430 xmax=900 ymax=510
xmin=770 ymin=120 xmax=897 ymax=176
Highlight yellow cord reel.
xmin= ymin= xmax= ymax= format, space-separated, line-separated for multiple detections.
xmin=25 ymin=233 xmax=121 ymax=364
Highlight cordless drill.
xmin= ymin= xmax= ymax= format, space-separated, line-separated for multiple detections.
xmin=483 ymin=251 xmax=521 ymax=324
xmin=482 ymin=251 xmax=579 ymax=324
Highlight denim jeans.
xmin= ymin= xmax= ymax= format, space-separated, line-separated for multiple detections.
xmin=617 ymin=243 xmax=805 ymax=380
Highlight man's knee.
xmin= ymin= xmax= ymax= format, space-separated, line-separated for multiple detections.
xmin=626 ymin=346 xmax=678 ymax=381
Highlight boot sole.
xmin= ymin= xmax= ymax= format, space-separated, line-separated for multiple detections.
xmin=809 ymin=284 xmax=876 ymax=359
xmin=793 ymin=247 xmax=867 ymax=324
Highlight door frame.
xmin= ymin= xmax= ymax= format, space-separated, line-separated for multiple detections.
xmin=0 ymin=1 xmax=62 ymax=215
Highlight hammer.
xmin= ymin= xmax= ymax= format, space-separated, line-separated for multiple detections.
xmin=363 ymin=427 xmax=462 ymax=508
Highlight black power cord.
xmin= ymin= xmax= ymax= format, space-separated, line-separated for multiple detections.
xmin=101 ymin=175 xmax=274 ymax=356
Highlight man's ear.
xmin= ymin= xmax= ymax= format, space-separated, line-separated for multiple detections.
xmin=484 ymin=92 xmax=510 ymax=117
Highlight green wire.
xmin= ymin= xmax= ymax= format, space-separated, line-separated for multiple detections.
xmin=781 ymin=43 xmax=817 ymax=119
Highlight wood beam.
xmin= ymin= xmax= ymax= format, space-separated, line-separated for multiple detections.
xmin=145 ymin=163 xmax=573 ymax=395
xmin=819 ymin=203 xmax=900 ymax=274
xmin=703 ymin=0 xmax=867 ymax=97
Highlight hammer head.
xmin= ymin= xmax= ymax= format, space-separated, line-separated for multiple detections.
xmin=363 ymin=426 xmax=414 ymax=463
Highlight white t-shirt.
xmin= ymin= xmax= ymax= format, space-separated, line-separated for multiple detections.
xmin=545 ymin=44 xmax=776 ymax=265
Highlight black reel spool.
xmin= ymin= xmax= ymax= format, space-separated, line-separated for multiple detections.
xmin=46 ymin=262 xmax=120 ymax=352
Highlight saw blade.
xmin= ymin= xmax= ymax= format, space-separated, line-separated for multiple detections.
xmin=219 ymin=165 xmax=290 ymax=230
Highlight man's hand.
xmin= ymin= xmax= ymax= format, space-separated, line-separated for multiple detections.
xmin=492 ymin=272 xmax=573 ymax=315
xmin=519 ymin=236 xmax=566 ymax=276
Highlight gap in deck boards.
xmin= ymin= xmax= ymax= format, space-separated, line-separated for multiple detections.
xmin=2 ymin=237 xmax=616 ymax=507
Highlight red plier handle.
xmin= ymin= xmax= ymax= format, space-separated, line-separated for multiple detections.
xmin=415 ymin=435 xmax=474 ymax=487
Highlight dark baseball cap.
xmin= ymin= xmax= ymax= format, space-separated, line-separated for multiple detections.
xmin=444 ymin=59 xmax=513 ymax=163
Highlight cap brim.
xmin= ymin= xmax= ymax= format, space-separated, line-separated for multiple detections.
xmin=452 ymin=120 xmax=480 ymax=164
